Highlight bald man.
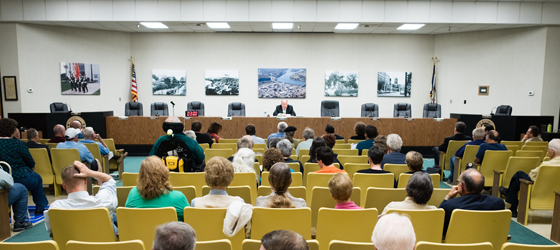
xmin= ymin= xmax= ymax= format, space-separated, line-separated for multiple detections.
xmin=473 ymin=130 xmax=507 ymax=165
xmin=273 ymin=99 xmax=296 ymax=117
xmin=48 ymin=124 xmax=66 ymax=143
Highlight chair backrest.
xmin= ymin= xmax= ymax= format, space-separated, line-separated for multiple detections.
xmin=83 ymin=143 xmax=104 ymax=171
xmin=306 ymin=173 xmax=337 ymax=202
xmin=316 ymin=208 xmax=378 ymax=250
xmin=364 ymin=187 xmax=407 ymax=211
xmin=117 ymin=207 xmax=178 ymax=250
xmin=520 ymin=146 xmax=548 ymax=160
xmin=361 ymin=103 xmax=379 ymax=117
xmin=66 ymin=240 xmax=145 ymax=250
xmin=525 ymin=141 xmax=549 ymax=147
xmin=393 ymin=102 xmax=411 ymax=117
xmin=228 ymin=102 xmax=246 ymax=116
xmin=299 ymin=149 xmax=310 ymax=159
xmin=150 ymin=102 xmax=169 ymax=116
xmin=423 ymin=103 xmax=441 ymax=118
xmin=50 ymin=102 xmax=69 ymax=113
xmin=187 ymin=101 xmax=205 ymax=116
xmin=353 ymin=173 xmax=394 ymax=206
xmin=428 ymin=188 xmax=452 ymax=207
xmin=184 ymin=208 xmax=245 ymax=250
xmin=501 ymin=243 xmax=560 ymax=250
xmin=116 ymin=186 xmax=133 ymax=207
xmin=501 ymin=157 xmax=541 ymax=188
xmin=218 ymin=139 xmax=239 ymax=144
xmin=530 ymin=166 xmax=560 ymax=209
xmin=328 ymin=240 xmax=376 ymax=250
xmin=385 ymin=208 xmax=445 ymax=243
xmin=242 ymin=239 xmax=319 ymax=250
xmin=505 ymin=145 xmax=519 ymax=156
xmin=344 ymin=163 xmax=370 ymax=179
xmin=173 ymin=186 xmax=197 ymax=205
xmin=286 ymin=162 xmax=301 ymax=173
xmin=515 ymin=150 xmax=544 ymax=159
xmin=199 ymin=143 xmax=210 ymax=150
xmin=333 ymin=144 xmax=351 ymax=149
xmin=125 ymin=102 xmax=143 ymax=116
xmin=383 ymin=164 xmax=409 ymax=181
xmin=494 ymin=105 xmax=512 ymax=116
xmin=458 ymin=145 xmax=480 ymax=175
xmin=332 ymin=149 xmax=358 ymax=156
xmin=446 ymin=209 xmax=511 ymax=250
xmin=397 ymin=173 xmax=440 ymax=188
xmin=50 ymin=148 xmax=81 ymax=186
xmin=29 ymin=148 xmax=54 ymax=185
xmin=168 ymin=172 xmax=207 ymax=197
xmin=49 ymin=208 xmax=116 ymax=250
xmin=321 ymin=100 xmax=339 ymax=117
xmin=479 ymin=150 xmax=513 ymax=187
xmin=445 ymin=140 xmax=471 ymax=171
xmin=416 ymin=241 xmax=494 ymax=250
xmin=257 ymin=186 xmax=307 ymax=200
xmin=0 ymin=240 xmax=60 ymax=250
xmin=212 ymin=143 xmax=237 ymax=151
xmin=311 ymin=187 xmax=361 ymax=229
xmin=301 ymin=154 xmax=311 ymax=163
xmin=251 ymin=207 xmax=312 ymax=240
xmin=202 ymin=185 xmax=252 ymax=204
xmin=337 ymin=155 xmax=368 ymax=166
xmin=261 ymin=171 xmax=302 ymax=187
xmin=121 ymin=172 xmax=139 ymax=186
xmin=229 ymin=172 xmax=257 ymax=204
xmin=205 ymin=149 xmax=234 ymax=162
xmin=196 ymin=239 xmax=232 ymax=250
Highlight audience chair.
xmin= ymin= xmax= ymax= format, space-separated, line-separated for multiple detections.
xmin=83 ymin=143 xmax=109 ymax=174
xmin=301 ymin=154 xmax=311 ymax=163
xmin=518 ymin=166 xmax=560 ymax=225
xmin=66 ymin=240 xmax=144 ymax=250
xmin=257 ymin=186 xmax=306 ymax=200
xmin=303 ymin=163 xmax=339 ymax=186
xmin=306 ymin=173 xmax=337 ymax=202
xmin=321 ymin=100 xmax=340 ymax=117
xmin=445 ymin=209 xmax=511 ymax=250
xmin=316 ymin=208 xmax=378 ymax=250
xmin=117 ymin=207 xmax=177 ymax=250
xmin=255 ymin=155 xmax=263 ymax=165
xmin=229 ymin=172 xmax=258 ymax=204
xmin=311 ymin=187 xmax=361 ymax=229
xmin=416 ymin=241 xmax=493 ymax=250
xmin=218 ymin=139 xmax=239 ymax=144
xmin=187 ymin=101 xmax=205 ymax=116
xmin=196 ymin=239 xmax=232 ymax=250
xmin=423 ymin=103 xmax=441 ymax=118
xmin=501 ymin=141 xmax=523 ymax=148
xmin=393 ymin=103 xmax=411 ymax=118
xmin=521 ymin=146 xmax=548 ymax=160
xmin=455 ymin=145 xmax=481 ymax=180
xmin=173 ymin=186 xmax=197 ymax=205
xmin=299 ymin=149 xmax=310 ymax=160
xmin=289 ymin=155 xmax=298 ymax=161
xmin=261 ymin=172 xmax=302 ymax=187
xmin=253 ymin=162 xmax=261 ymax=179
xmin=337 ymin=155 xmax=368 ymax=167
xmin=117 ymin=186 xmax=134 ymax=207
xmin=441 ymin=140 xmax=471 ymax=176
xmin=494 ymin=105 xmax=512 ymax=116
xmin=29 ymin=148 xmax=58 ymax=196
xmin=353 ymin=173 xmax=394 ymax=206
xmin=46 ymin=143 xmax=58 ymax=148
xmin=51 ymin=148 xmax=82 ymax=194
xmin=251 ymin=207 xmax=312 ymax=240
xmin=253 ymin=144 xmax=266 ymax=149
xmin=150 ymin=102 xmax=169 ymax=116
xmin=383 ymin=164 xmax=409 ymax=182
xmin=121 ymin=172 xmax=139 ymax=186
xmin=348 ymin=139 xmax=364 ymax=145
xmin=0 ymin=240 xmax=60 ymax=250
xmin=364 ymin=187 xmax=407 ymax=211
xmin=505 ymin=145 xmax=519 ymax=156
xmin=205 ymin=149 xmax=234 ymax=162
xmin=124 ymin=102 xmax=143 ymax=116
xmin=385 ymin=208 xmax=445 ymax=243
xmin=242 ymin=239 xmax=319 ymax=250
xmin=184 ymin=208 xmax=245 ymax=250
xmin=335 ymin=139 xmax=346 ymax=144
xmin=50 ymin=102 xmax=69 ymax=113
xmin=332 ymin=149 xmax=358 ymax=156
xmin=286 ymin=162 xmax=301 ymax=173
xmin=212 ymin=143 xmax=237 ymax=152
xmin=515 ymin=150 xmax=544 ymax=159
xmin=361 ymin=103 xmax=379 ymax=117
xmin=199 ymin=143 xmax=210 ymax=150
xmin=328 ymin=240 xmax=376 ymax=250
xmin=49 ymin=208 xmax=116 ymax=250
xmin=202 ymin=186 xmax=252 ymax=205
xmin=39 ymin=138 xmax=50 ymax=144
xmin=428 ymin=188 xmax=453 ymax=207
xmin=228 ymin=102 xmax=246 ymax=116
xmin=525 ymin=141 xmax=549 ymax=147
xmin=491 ymin=156 xmax=541 ymax=197
xmin=397 ymin=173 xmax=440 ymax=188
xmin=253 ymin=148 xmax=265 ymax=155
xmin=333 ymin=144 xmax=351 ymax=149
xmin=343 ymin=163 xmax=370 ymax=179
xmin=104 ymin=139 xmax=125 ymax=178
xmin=168 ymin=172 xmax=206 ymax=197
xmin=478 ymin=150 xmax=513 ymax=187
xmin=501 ymin=243 xmax=560 ymax=250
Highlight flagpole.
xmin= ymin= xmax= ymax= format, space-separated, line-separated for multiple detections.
xmin=431 ymin=56 xmax=438 ymax=104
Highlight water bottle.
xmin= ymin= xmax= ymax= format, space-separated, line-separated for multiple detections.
xmin=548 ymin=123 xmax=552 ymax=133
xmin=264 ymin=110 xmax=267 ymax=117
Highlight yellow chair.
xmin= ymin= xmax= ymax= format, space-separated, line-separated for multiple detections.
xmin=251 ymin=207 xmax=312 ymax=240
xmin=428 ymin=188 xmax=453 ymax=207
xmin=253 ymin=162 xmax=261 ymax=179
xmin=173 ymin=186 xmax=197 ymax=204
xmin=316 ymin=208 xmax=378 ymax=250
xmin=253 ymin=144 xmax=266 ymax=149
xmin=199 ymin=143 xmax=210 ymax=150
xmin=543 ymin=156 xmax=552 ymax=162
xmin=333 ymin=149 xmax=358 ymax=156
xmin=117 ymin=186 xmax=134 ymax=207
xmin=348 ymin=139 xmax=364 ymax=144
xmin=292 ymin=148 xmax=296 ymax=155
xmin=117 ymin=207 xmax=178 ymax=250
xmin=445 ymin=209 xmax=511 ymax=250
xmin=205 ymin=149 xmax=234 ymax=162
xmin=397 ymin=174 xmax=441 ymax=188
xmin=525 ymin=141 xmax=549 ymax=147
xmin=501 ymin=243 xmax=560 ymax=250
xmin=202 ymin=185 xmax=252 ymax=204
xmin=383 ymin=164 xmax=409 ymax=182
xmin=242 ymin=239 xmax=319 ymax=250
xmin=39 ymin=139 xmax=50 ymax=144
xmin=518 ymin=166 xmax=560 ymax=225
xmin=328 ymin=240 xmax=375 ymax=250
xmin=515 ymin=150 xmax=544 ymax=159
xmin=493 ymin=157 xmax=541 ymax=193
xmin=333 ymin=144 xmax=351 ymax=149
xmin=478 ymin=150 xmax=513 ymax=187
xmin=364 ymin=187 xmax=407 ymax=212
xmin=49 ymin=208 xmax=116 ymax=250
xmin=168 ymin=172 xmax=206 ymax=197
xmin=385 ymin=209 xmax=445 ymax=243
xmin=29 ymin=148 xmax=59 ymax=197
xmin=289 ymin=155 xmax=298 ymax=161
xmin=257 ymin=186 xmax=307 ymax=200
xmin=337 ymin=155 xmax=368 ymax=167
xmin=306 ymin=173 xmax=337 ymax=203
xmin=310 ymin=187 xmax=361 ymax=228
xmin=230 ymin=172 xmax=258 ymax=204
xmin=218 ymin=139 xmax=239 ymax=144
xmin=184 ymin=208 xmax=245 ymax=250
xmin=66 ymin=240 xmax=144 ymax=250
xmin=521 ymin=146 xmax=548 ymax=160
xmin=46 ymin=143 xmax=59 ymax=148
xmin=261 ymin=172 xmax=302 ymax=187
xmin=441 ymin=140 xmax=471 ymax=172
xmin=196 ymin=239 xmax=232 ymax=250
xmin=416 ymin=241 xmax=493 ymax=250
xmin=353 ymin=173 xmax=394 ymax=206
xmin=287 ymin=162 xmax=301 ymax=173
xmin=299 ymin=149 xmax=310 ymax=161
xmin=303 ymin=163 xmax=340 ymax=186
xmin=456 ymin=145 xmax=480 ymax=179
xmin=505 ymin=145 xmax=519 ymax=156
xmin=301 ymin=155 xmax=311 ymax=164
xmin=83 ymin=143 xmax=109 ymax=173
xmin=255 ymin=155 xmax=263 ymax=165
xmin=50 ymin=148 xmax=81 ymax=196
xmin=121 ymin=172 xmax=139 ymax=186
xmin=344 ymin=163 xmax=370 ymax=179
xmin=335 ymin=139 xmax=346 ymax=144
xmin=0 ymin=240 xmax=60 ymax=250
xmin=501 ymin=141 xmax=523 ymax=148
xmin=213 ymin=143 xmax=237 ymax=152
xmin=104 ymin=139 xmax=125 ymax=176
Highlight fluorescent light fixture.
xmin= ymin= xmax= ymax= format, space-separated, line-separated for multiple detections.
xmin=335 ymin=23 xmax=359 ymax=30
xmin=273 ymin=23 xmax=293 ymax=29
xmin=140 ymin=22 xmax=168 ymax=29
xmin=397 ymin=24 xmax=425 ymax=30
xmin=207 ymin=23 xmax=230 ymax=29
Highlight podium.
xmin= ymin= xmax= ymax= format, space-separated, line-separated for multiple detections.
xmin=8 ymin=111 xmax=114 ymax=139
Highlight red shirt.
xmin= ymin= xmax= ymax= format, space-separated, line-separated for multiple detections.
xmin=315 ymin=166 xmax=346 ymax=174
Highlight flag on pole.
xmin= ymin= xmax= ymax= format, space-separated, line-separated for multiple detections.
xmin=131 ymin=62 xmax=138 ymax=102
xmin=430 ymin=63 xmax=436 ymax=104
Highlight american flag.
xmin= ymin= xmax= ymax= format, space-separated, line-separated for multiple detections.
xmin=131 ymin=62 xmax=138 ymax=102
xmin=430 ymin=63 xmax=436 ymax=104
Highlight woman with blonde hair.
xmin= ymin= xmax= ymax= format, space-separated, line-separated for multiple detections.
xmin=191 ymin=156 xmax=244 ymax=207
xmin=125 ymin=156 xmax=189 ymax=221
xmin=256 ymin=163 xmax=306 ymax=208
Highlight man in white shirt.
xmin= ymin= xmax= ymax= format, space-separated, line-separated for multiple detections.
xmin=296 ymin=127 xmax=314 ymax=157
xmin=44 ymin=159 xmax=117 ymax=235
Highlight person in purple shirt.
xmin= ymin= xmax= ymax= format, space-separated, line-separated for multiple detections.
xmin=329 ymin=173 xmax=362 ymax=209
xmin=474 ymin=130 xmax=507 ymax=165
xmin=447 ymin=127 xmax=486 ymax=184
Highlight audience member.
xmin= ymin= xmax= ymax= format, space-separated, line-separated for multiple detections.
xmin=325 ymin=124 xmax=344 ymax=140
xmin=373 ymin=135 xmax=388 ymax=154
xmin=522 ymin=125 xmax=543 ymax=145
xmin=308 ymin=137 xmax=327 ymax=163
xmin=246 ymin=124 xmax=266 ymax=145
xmin=13 ymin=128 xmax=21 ymax=140
xmin=153 ymin=221 xmax=197 ymax=250
xmin=278 ymin=139 xmax=303 ymax=173
xmin=405 ymin=151 xmax=424 ymax=173
xmin=284 ymin=126 xmax=300 ymax=148
xmin=329 ymin=173 xmax=361 ymax=209
xmin=269 ymin=137 xmax=282 ymax=149
xmin=267 ymin=122 xmax=288 ymax=148
xmin=483 ymin=123 xmax=495 ymax=135
xmin=125 ymin=156 xmax=189 ymax=221
xmin=371 ymin=213 xmax=416 ymax=250
xmin=232 ymin=148 xmax=258 ymax=181
xmin=0 ymin=166 xmax=32 ymax=232
xmin=315 ymin=146 xmax=346 ymax=174
xmin=228 ymin=136 xmax=255 ymax=161
xmin=473 ymin=130 xmax=507 ymax=165
xmin=356 ymin=125 xmax=378 ymax=155
xmin=26 ymin=128 xmax=51 ymax=158
xmin=383 ymin=172 xmax=436 ymax=214
xmin=432 ymin=122 xmax=471 ymax=169
xmin=48 ymin=124 xmax=66 ymax=143
xmin=0 ymin=118 xmax=48 ymax=215
xmin=69 ymin=120 xmax=84 ymax=139
xmin=79 ymin=127 xmax=110 ymax=156
xmin=439 ymin=169 xmax=505 ymax=234
xmin=322 ymin=134 xmax=343 ymax=168
xmin=380 ymin=134 xmax=406 ymax=169
xmin=206 ymin=122 xmax=223 ymax=143
xmin=263 ymin=148 xmax=285 ymax=172
xmin=350 ymin=121 xmax=366 ymax=140
xmin=260 ymin=230 xmax=309 ymax=250
xmin=191 ymin=121 xmax=213 ymax=146
xmin=184 ymin=130 xmax=196 ymax=141
xmin=256 ymin=163 xmax=306 ymax=208
xmin=448 ymin=127 xmax=485 ymax=184
xmin=296 ymin=127 xmax=314 ymax=157
xmin=57 ymin=128 xmax=95 ymax=165
xmin=191 ymin=156 xmax=244 ymax=207
xmin=357 ymin=146 xmax=392 ymax=174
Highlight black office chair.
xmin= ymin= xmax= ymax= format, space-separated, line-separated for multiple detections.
xmin=125 ymin=102 xmax=143 ymax=116
xmin=321 ymin=101 xmax=339 ymax=117
xmin=187 ymin=101 xmax=205 ymax=116
xmin=361 ymin=103 xmax=379 ymax=117
xmin=494 ymin=105 xmax=512 ymax=116
xmin=151 ymin=102 xmax=169 ymax=116
xmin=50 ymin=102 xmax=69 ymax=113
xmin=423 ymin=103 xmax=441 ymax=118
xmin=393 ymin=103 xmax=412 ymax=118
xmin=228 ymin=102 xmax=246 ymax=116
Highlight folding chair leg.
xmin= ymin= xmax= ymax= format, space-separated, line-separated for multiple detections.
xmin=0 ymin=190 xmax=10 ymax=241
xmin=551 ymin=191 xmax=560 ymax=243
xmin=118 ymin=161 xmax=124 ymax=180
xmin=517 ymin=180 xmax=532 ymax=225
xmin=492 ymin=171 xmax=501 ymax=197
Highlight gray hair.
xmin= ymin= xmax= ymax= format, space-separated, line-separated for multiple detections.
xmin=277 ymin=139 xmax=293 ymax=157
xmin=184 ymin=130 xmax=196 ymax=141
xmin=269 ymin=137 xmax=282 ymax=148
xmin=371 ymin=213 xmax=416 ymax=250
xmin=472 ymin=127 xmax=485 ymax=140
xmin=153 ymin=222 xmax=196 ymax=250
xmin=302 ymin=127 xmax=315 ymax=140
xmin=386 ymin=134 xmax=403 ymax=152
xmin=82 ymin=127 xmax=95 ymax=139
xmin=232 ymin=148 xmax=256 ymax=176
xmin=549 ymin=139 xmax=560 ymax=154
xmin=237 ymin=136 xmax=253 ymax=150
xmin=406 ymin=172 xmax=433 ymax=205
xmin=26 ymin=128 xmax=38 ymax=140
xmin=165 ymin=116 xmax=181 ymax=123
xmin=277 ymin=122 xmax=288 ymax=132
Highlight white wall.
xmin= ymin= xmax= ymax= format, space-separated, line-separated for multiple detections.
xmin=541 ymin=27 xmax=560 ymax=131
xmin=0 ymin=23 xmax=22 ymax=116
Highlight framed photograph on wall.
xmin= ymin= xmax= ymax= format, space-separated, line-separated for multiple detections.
xmin=3 ymin=76 xmax=18 ymax=101
xmin=258 ymin=68 xmax=306 ymax=98
xmin=152 ymin=70 xmax=186 ymax=96
xmin=377 ymin=72 xmax=412 ymax=97
xmin=324 ymin=71 xmax=359 ymax=97
xmin=60 ymin=62 xmax=101 ymax=95
xmin=205 ymin=70 xmax=239 ymax=95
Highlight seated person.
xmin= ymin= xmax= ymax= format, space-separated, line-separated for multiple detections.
xmin=268 ymin=137 xmax=282 ymax=149
xmin=284 ymin=126 xmax=301 ymax=148
xmin=383 ymin=172 xmax=437 ymax=214
xmin=325 ymin=124 xmax=344 ymax=140
xmin=380 ymin=134 xmax=406 ymax=169
xmin=448 ymin=127 xmax=485 ymax=184
xmin=191 ymin=156 xmax=244 ymax=207
xmin=256 ymin=163 xmax=306 ymax=208
xmin=232 ymin=148 xmax=258 ymax=182
xmin=296 ymin=127 xmax=314 ymax=157
xmin=228 ymin=136 xmax=257 ymax=162
xmin=0 ymin=167 xmax=32 ymax=232
xmin=350 ymin=122 xmax=366 ymax=140
xmin=245 ymin=124 xmax=266 ymax=145
xmin=522 ymin=125 xmax=543 ymax=145
xmin=153 ymin=222 xmax=197 ymax=250
xmin=206 ymin=122 xmax=222 ymax=143
xmin=432 ymin=121 xmax=471 ymax=169
xmin=267 ymin=122 xmax=288 ymax=148
xmin=404 ymin=151 xmax=425 ymax=174
xmin=356 ymin=125 xmax=378 ymax=155
xmin=278 ymin=139 xmax=303 ymax=173
xmin=260 ymin=230 xmax=308 ymax=250
xmin=191 ymin=121 xmax=213 ymax=146
xmin=371 ymin=213 xmax=416 ymax=250
xmin=125 ymin=156 xmax=189 ymax=221
xmin=263 ymin=148 xmax=286 ymax=172
xmin=47 ymin=124 xmax=66 ymax=143
xmin=357 ymin=146 xmax=391 ymax=174
xmin=329 ymin=173 xmax=361 ymax=209
xmin=273 ymin=99 xmax=296 ymax=117
xmin=57 ymin=128 xmax=95 ymax=165
xmin=184 ymin=130 xmax=197 ymax=141
xmin=373 ymin=135 xmax=388 ymax=154
xmin=308 ymin=137 xmax=327 ymax=163
xmin=322 ymin=134 xmax=343 ymax=169
xmin=26 ymin=128 xmax=51 ymax=159
xmin=79 ymin=127 xmax=110 ymax=156
xmin=473 ymin=130 xmax=507 ymax=165
xmin=69 ymin=120 xmax=84 ymax=139
xmin=315 ymin=146 xmax=346 ymax=174
xmin=150 ymin=117 xmax=205 ymax=172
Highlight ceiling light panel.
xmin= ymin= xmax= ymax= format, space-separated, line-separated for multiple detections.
xmin=272 ymin=23 xmax=293 ymax=29
xmin=140 ymin=22 xmax=168 ymax=29
xmin=397 ymin=24 xmax=425 ymax=30
xmin=335 ymin=23 xmax=359 ymax=30
xmin=207 ymin=23 xmax=230 ymax=29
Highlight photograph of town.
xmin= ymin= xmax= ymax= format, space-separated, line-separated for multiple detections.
xmin=205 ymin=70 xmax=239 ymax=95
xmin=60 ymin=62 xmax=101 ymax=95
xmin=258 ymin=68 xmax=306 ymax=98
xmin=152 ymin=70 xmax=186 ymax=96
xmin=325 ymin=71 xmax=359 ymax=97
xmin=377 ymin=71 xmax=412 ymax=97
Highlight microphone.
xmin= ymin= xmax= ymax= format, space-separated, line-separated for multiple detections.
xmin=490 ymin=107 xmax=496 ymax=116
xmin=170 ymin=101 xmax=175 ymax=106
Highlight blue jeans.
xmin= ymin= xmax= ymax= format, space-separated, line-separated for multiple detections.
xmin=449 ymin=156 xmax=456 ymax=180
xmin=14 ymin=170 xmax=48 ymax=212
xmin=8 ymin=183 xmax=29 ymax=223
